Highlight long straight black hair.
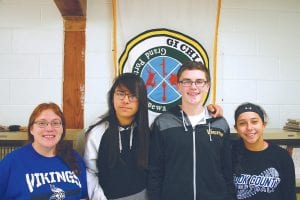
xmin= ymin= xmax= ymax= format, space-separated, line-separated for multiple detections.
xmin=85 ymin=73 xmax=150 ymax=169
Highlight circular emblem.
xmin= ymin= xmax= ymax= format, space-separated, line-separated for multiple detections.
xmin=120 ymin=28 xmax=209 ymax=114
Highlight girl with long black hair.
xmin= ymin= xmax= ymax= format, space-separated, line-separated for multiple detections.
xmin=84 ymin=73 xmax=150 ymax=200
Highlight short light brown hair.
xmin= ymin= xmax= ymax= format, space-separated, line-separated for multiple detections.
xmin=177 ymin=61 xmax=210 ymax=83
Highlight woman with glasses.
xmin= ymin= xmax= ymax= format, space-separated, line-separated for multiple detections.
xmin=84 ymin=73 xmax=150 ymax=200
xmin=0 ymin=102 xmax=88 ymax=199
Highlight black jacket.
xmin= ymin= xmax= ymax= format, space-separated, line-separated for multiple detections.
xmin=147 ymin=105 xmax=236 ymax=200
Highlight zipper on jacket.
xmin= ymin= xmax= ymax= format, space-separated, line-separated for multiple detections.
xmin=192 ymin=127 xmax=196 ymax=200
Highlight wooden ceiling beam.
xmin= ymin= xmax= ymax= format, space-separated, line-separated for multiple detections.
xmin=53 ymin=0 xmax=87 ymax=17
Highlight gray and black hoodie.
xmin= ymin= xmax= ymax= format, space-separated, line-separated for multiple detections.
xmin=84 ymin=121 xmax=147 ymax=200
xmin=147 ymin=105 xmax=236 ymax=200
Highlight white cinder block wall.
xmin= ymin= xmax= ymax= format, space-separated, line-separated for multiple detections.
xmin=0 ymin=0 xmax=63 ymax=126
xmin=84 ymin=0 xmax=114 ymax=127
xmin=0 ymin=0 xmax=299 ymax=130
xmin=218 ymin=0 xmax=300 ymax=129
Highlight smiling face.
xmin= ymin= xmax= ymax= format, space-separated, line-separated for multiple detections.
xmin=30 ymin=109 xmax=63 ymax=156
xmin=235 ymin=111 xmax=266 ymax=149
xmin=177 ymin=69 xmax=209 ymax=106
xmin=113 ymin=86 xmax=139 ymax=126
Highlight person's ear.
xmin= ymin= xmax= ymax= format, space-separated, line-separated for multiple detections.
xmin=204 ymin=82 xmax=210 ymax=93
xmin=177 ymin=82 xmax=182 ymax=94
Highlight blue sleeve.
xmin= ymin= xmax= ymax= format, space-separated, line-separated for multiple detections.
xmin=0 ymin=154 xmax=13 ymax=198
xmin=74 ymin=151 xmax=88 ymax=199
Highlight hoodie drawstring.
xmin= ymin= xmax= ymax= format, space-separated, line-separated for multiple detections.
xmin=118 ymin=124 xmax=134 ymax=153
xmin=181 ymin=110 xmax=188 ymax=132
xmin=208 ymin=122 xmax=212 ymax=141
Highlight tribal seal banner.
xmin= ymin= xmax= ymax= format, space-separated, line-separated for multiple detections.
xmin=119 ymin=29 xmax=209 ymax=122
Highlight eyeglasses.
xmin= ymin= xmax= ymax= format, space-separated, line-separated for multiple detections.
xmin=179 ymin=79 xmax=207 ymax=87
xmin=34 ymin=119 xmax=62 ymax=128
xmin=115 ymin=90 xmax=138 ymax=102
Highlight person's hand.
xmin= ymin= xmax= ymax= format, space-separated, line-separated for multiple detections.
xmin=207 ymin=104 xmax=223 ymax=118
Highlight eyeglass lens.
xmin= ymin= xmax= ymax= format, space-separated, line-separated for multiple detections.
xmin=34 ymin=120 xmax=62 ymax=128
